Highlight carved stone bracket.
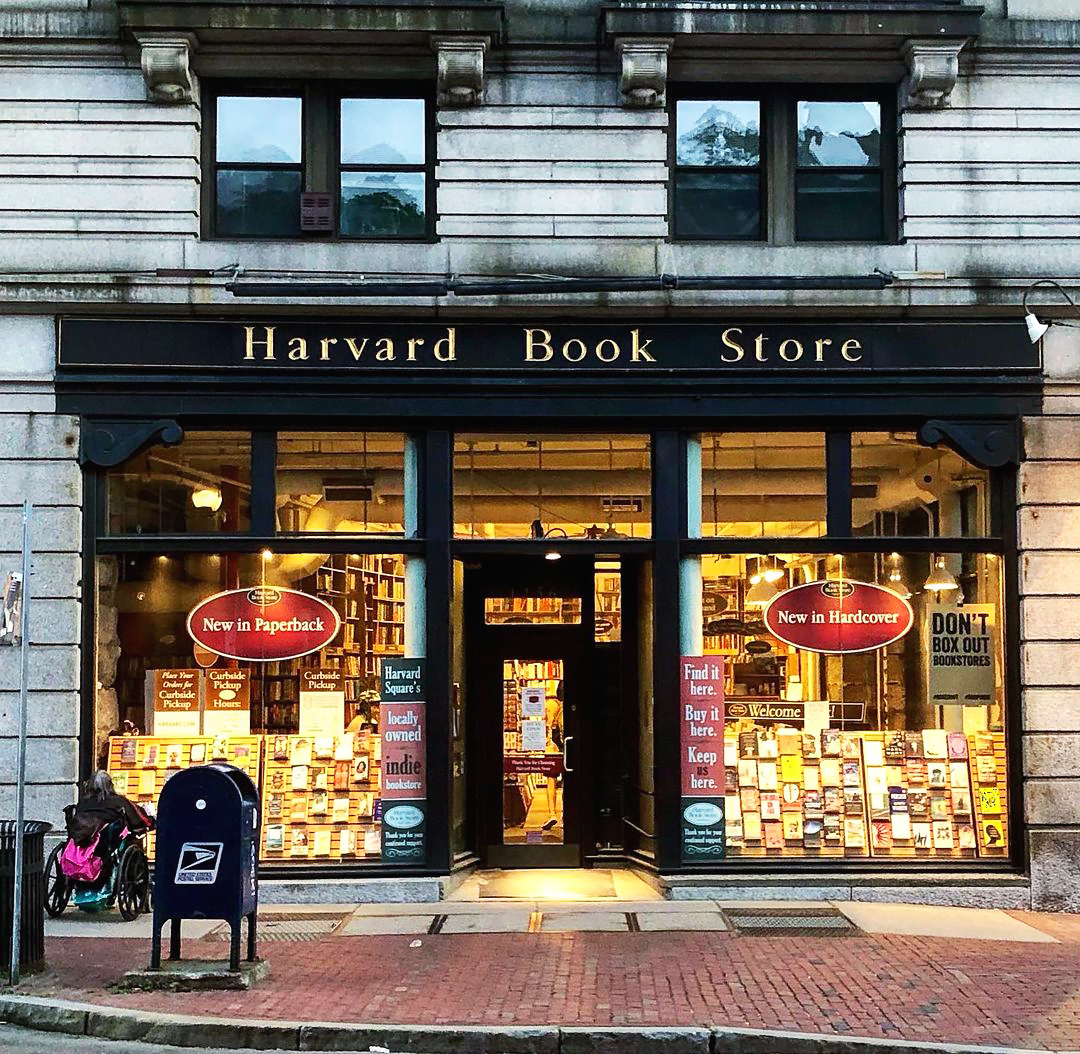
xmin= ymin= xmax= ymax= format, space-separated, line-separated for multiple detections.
xmin=432 ymin=37 xmax=488 ymax=108
xmin=135 ymin=33 xmax=198 ymax=105
xmin=902 ymin=39 xmax=966 ymax=111
xmin=918 ymin=419 xmax=1020 ymax=470
xmin=615 ymin=38 xmax=673 ymax=109
xmin=81 ymin=419 xmax=184 ymax=468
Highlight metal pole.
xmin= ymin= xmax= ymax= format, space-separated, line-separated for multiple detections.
xmin=9 ymin=501 xmax=31 ymax=986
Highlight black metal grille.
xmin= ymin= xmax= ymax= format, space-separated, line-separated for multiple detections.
xmin=723 ymin=906 xmax=860 ymax=937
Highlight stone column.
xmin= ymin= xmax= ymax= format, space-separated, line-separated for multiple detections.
xmin=1021 ymin=326 xmax=1080 ymax=912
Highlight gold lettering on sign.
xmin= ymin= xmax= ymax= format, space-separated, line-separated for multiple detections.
xmin=778 ymin=338 xmax=803 ymax=362
xmin=244 ymin=325 xmax=276 ymax=360
xmin=375 ymin=338 xmax=395 ymax=362
xmin=814 ymin=338 xmax=832 ymax=362
xmin=754 ymin=335 xmax=769 ymax=362
xmin=720 ymin=328 xmax=744 ymax=362
xmin=433 ymin=328 xmax=457 ymax=362
xmin=524 ymin=328 xmax=554 ymax=361
xmin=407 ymin=337 xmax=425 ymax=361
xmin=288 ymin=336 xmax=309 ymax=361
xmin=631 ymin=329 xmax=655 ymax=363
xmin=320 ymin=338 xmax=337 ymax=360
xmin=562 ymin=339 xmax=587 ymax=363
xmin=346 ymin=337 xmax=367 ymax=361
xmin=596 ymin=339 xmax=620 ymax=363
xmin=841 ymin=338 xmax=863 ymax=362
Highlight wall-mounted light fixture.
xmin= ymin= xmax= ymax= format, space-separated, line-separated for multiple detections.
xmin=1022 ymin=278 xmax=1080 ymax=345
xmin=191 ymin=485 xmax=223 ymax=512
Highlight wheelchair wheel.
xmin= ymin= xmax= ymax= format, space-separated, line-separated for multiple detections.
xmin=116 ymin=843 xmax=149 ymax=921
xmin=44 ymin=843 xmax=71 ymax=918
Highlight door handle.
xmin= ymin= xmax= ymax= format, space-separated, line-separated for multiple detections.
xmin=562 ymin=735 xmax=574 ymax=773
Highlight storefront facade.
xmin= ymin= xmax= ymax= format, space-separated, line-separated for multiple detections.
xmin=2 ymin=0 xmax=1080 ymax=910
xmin=46 ymin=316 xmax=1039 ymax=891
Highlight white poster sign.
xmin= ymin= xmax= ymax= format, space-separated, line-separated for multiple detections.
xmin=520 ymin=718 xmax=547 ymax=751
xmin=927 ymin=604 xmax=997 ymax=706
xmin=520 ymin=686 xmax=545 ymax=718
xmin=299 ymin=668 xmax=345 ymax=735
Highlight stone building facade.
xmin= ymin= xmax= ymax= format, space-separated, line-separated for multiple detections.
xmin=0 ymin=0 xmax=1078 ymax=907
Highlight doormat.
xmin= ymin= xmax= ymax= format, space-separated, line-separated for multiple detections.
xmin=479 ymin=869 xmax=618 ymax=899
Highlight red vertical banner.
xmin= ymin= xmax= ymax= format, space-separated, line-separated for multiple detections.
xmin=680 ymin=656 xmax=726 ymax=861
xmin=680 ymin=657 xmax=726 ymax=795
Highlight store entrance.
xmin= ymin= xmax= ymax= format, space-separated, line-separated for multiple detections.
xmin=465 ymin=556 xmax=600 ymax=868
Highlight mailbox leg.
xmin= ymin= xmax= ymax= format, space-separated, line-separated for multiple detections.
xmin=246 ymin=911 xmax=256 ymax=962
xmin=229 ymin=923 xmax=241 ymax=972
xmin=150 ymin=916 xmax=161 ymax=971
xmin=169 ymin=918 xmax=181 ymax=961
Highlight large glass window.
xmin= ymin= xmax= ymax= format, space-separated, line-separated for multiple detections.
xmin=698 ymin=551 xmax=1008 ymax=860
xmin=96 ymin=550 xmax=414 ymax=867
xmin=699 ymin=432 xmax=826 ymax=538
xmin=453 ymin=434 xmax=651 ymax=539
xmin=852 ymin=432 xmax=991 ymax=537
xmin=276 ymin=432 xmax=406 ymax=535
xmin=105 ymin=431 xmax=251 ymax=534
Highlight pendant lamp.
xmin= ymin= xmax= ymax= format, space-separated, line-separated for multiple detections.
xmin=924 ymin=555 xmax=959 ymax=593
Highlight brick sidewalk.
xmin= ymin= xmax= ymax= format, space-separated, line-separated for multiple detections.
xmin=17 ymin=909 xmax=1080 ymax=1051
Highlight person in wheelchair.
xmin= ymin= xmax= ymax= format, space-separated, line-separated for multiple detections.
xmin=66 ymin=771 xmax=153 ymax=879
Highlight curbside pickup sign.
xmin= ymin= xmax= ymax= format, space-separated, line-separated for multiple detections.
xmin=187 ymin=587 xmax=341 ymax=662
xmin=764 ymin=580 xmax=914 ymax=655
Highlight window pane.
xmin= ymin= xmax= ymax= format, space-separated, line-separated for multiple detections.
xmin=340 ymin=172 xmax=425 ymax=237
xmin=216 ymin=169 xmax=301 ymax=238
xmin=695 ymin=551 xmax=1008 ymax=861
xmin=852 ymin=432 xmax=991 ymax=538
xmin=676 ymin=101 xmax=760 ymax=166
xmin=97 ymin=550 xmax=415 ymax=868
xmin=106 ymin=431 xmax=250 ymax=534
xmin=698 ymin=433 xmax=826 ymax=538
xmin=795 ymin=170 xmax=882 ymax=242
xmin=276 ymin=432 xmax=406 ymax=535
xmin=216 ymin=97 xmax=302 ymax=163
xmin=341 ymin=98 xmax=425 ymax=165
xmin=675 ymin=170 xmax=760 ymax=240
xmin=453 ymin=434 xmax=651 ymax=539
xmin=797 ymin=101 xmax=880 ymax=167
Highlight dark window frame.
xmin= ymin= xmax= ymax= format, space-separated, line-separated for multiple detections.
xmin=202 ymin=80 xmax=436 ymax=243
xmin=669 ymin=84 xmax=897 ymax=246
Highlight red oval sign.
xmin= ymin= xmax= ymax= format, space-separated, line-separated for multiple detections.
xmin=187 ymin=587 xmax=341 ymax=662
xmin=764 ymin=580 xmax=913 ymax=654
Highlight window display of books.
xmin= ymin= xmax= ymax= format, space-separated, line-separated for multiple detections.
xmin=723 ymin=727 xmax=1008 ymax=859
xmin=260 ymin=732 xmax=383 ymax=861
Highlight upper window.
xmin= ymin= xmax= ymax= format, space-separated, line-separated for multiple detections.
xmin=207 ymin=86 xmax=431 ymax=241
xmin=673 ymin=89 xmax=892 ymax=244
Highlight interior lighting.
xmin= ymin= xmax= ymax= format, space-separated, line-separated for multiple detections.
xmin=261 ymin=549 xmax=274 ymax=562
xmin=191 ymin=485 xmax=223 ymax=512
xmin=544 ymin=551 xmax=562 ymax=561
xmin=924 ymin=556 xmax=959 ymax=593
xmin=745 ymin=577 xmax=780 ymax=608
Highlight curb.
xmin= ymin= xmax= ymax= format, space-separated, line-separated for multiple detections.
xmin=0 ymin=994 xmax=1061 ymax=1054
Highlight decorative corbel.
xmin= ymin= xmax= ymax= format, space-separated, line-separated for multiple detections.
xmin=902 ymin=39 xmax=966 ymax=111
xmin=615 ymin=38 xmax=673 ymax=110
xmin=81 ymin=419 xmax=184 ymax=468
xmin=135 ymin=33 xmax=198 ymax=105
xmin=918 ymin=419 xmax=1020 ymax=469
xmin=432 ymin=37 xmax=488 ymax=108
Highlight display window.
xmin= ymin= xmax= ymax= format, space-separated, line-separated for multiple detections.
xmin=690 ymin=551 xmax=1008 ymax=860
xmin=95 ymin=549 xmax=415 ymax=867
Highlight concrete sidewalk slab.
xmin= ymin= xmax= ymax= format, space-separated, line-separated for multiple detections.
xmin=635 ymin=910 xmax=727 ymax=931
xmin=835 ymin=902 xmax=1060 ymax=943
xmin=338 ymin=914 xmax=434 ymax=935
xmin=440 ymin=910 xmax=532 ymax=933
xmin=539 ymin=911 xmax=628 ymax=931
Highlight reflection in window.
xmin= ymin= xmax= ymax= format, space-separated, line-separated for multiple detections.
xmin=453 ymin=434 xmax=651 ymax=539
xmin=796 ymin=100 xmax=882 ymax=242
xmin=697 ymin=551 xmax=1008 ymax=861
xmin=852 ymin=432 xmax=990 ymax=537
xmin=215 ymin=96 xmax=302 ymax=238
xmin=276 ymin=432 xmax=405 ymax=534
xmin=106 ymin=431 xmax=251 ymax=534
xmin=339 ymin=98 xmax=426 ymax=238
xmin=698 ymin=433 xmax=826 ymax=538
xmin=674 ymin=100 xmax=762 ymax=239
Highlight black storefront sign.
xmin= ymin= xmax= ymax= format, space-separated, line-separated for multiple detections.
xmin=58 ymin=319 xmax=1039 ymax=375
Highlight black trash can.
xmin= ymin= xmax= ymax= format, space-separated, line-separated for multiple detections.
xmin=0 ymin=820 xmax=53 ymax=974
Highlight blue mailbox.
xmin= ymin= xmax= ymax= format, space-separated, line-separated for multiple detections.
xmin=151 ymin=764 xmax=260 ymax=972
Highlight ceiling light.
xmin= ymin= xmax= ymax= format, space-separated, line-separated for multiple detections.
xmin=261 ymin=549 xmax=274 ymax=563
xmin=191 ymin=485 xmax=223 ymax=512
xmin=762 ymin=565 xmax=785 ymax=583
xmin=924 ymin=556 xmax=959 ymax=593
xmin=544 ymin=550 xmax=561 ymax=561
xmin=745 ymin=578 xmax=780 ymax=608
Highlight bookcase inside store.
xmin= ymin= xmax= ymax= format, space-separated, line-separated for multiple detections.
xmin=251 ymin=554 xmax=405 ymax=733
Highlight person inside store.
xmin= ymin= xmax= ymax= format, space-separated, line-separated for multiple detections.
xmin=542 ymin=681 xmax=564 ymax=832
xmin=66 ymin=770 xmax=154 ymax=862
